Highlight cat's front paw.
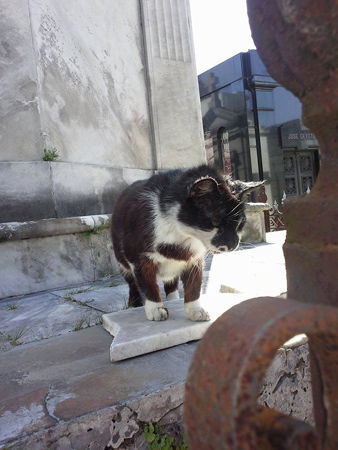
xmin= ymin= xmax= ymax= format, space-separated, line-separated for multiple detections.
xmin=184 ymin=299 xmax=210 ymax=322
xmin=144 ymin=300 xmax=169 ymax=321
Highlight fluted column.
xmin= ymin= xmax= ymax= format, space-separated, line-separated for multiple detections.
xmin=140 ymin=0 xmax=205 ymax=169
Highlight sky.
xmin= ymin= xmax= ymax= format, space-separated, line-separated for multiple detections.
xmin=189 ymin=0 xmax=256 ymax=74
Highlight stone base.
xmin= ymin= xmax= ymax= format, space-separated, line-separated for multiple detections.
xmin=242 ymin=202 xmax=270 ymax=244
xmin=0 ymin=215 xmax=119 ymax=299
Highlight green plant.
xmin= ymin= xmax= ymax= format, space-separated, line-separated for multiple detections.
xmin=144 ymin=423 xmax=188 ymax=450
xmin=43 ymin=147 xmax=60 ymax=161
xmin=95 ymin=316 xmax=103 ymax=326
xmin=82 ymin=220 xmax=110 ymax=237
xmin=5 ymin=328 xmax=26 ymax=346
xmin=63 ymin=294 xmax=75 ymax=302
xmin=72 ymin=316 xmax=92 ymax=332
xmin=68 ymin=287 xmax=92 ymax=295
xmin=7 ymin=302 xmax=19 ymax=310
xmin=108 ymin=281 xmax=119 ymax=287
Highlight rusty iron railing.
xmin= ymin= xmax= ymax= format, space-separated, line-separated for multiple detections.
xmin=185 ymin=1 xmax=338 ymax=449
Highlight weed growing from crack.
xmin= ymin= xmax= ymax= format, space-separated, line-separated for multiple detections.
xmin=43 ymin=147 xmax=60 ymax=161
xmin=3 ymin=328 xmax=27 ymax=346
xmin=63 ymin=294 xmax=76 ymax=302
xmin=72 ymin=316 xmax=92 ymax=332
xmin=108 ymin=281 xmax=119 ymax=287
xmin=7 ymin=302 xmax=19 ymax=310
xmin=72 ymin=312 xmax=103 ymax=331
xmin=95 ymin=316 xmax=103 ymax=326
xmin=68 ymin=287 xmax=92 ymax=295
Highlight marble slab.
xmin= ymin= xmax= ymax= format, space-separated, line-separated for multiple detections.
xmin=0 ymin=293 xmax=101 ymax=346
xmin=102 ymin=294 xmax=250 ymax=362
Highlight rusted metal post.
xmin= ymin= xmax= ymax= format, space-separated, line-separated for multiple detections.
xmin=247 ymin=0 xmax=338 ymax=306
xmin=184 ymin=1 xmax=338 ymax=449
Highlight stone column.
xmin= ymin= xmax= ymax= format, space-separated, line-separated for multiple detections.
xmin=140 ymin=0 xmax=206 ymax=169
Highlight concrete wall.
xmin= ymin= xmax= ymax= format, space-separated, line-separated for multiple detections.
xmin=1 ymin=0 xmax=205 ymax=223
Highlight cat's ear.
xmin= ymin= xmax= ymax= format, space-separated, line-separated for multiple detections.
xmin=227 ymin=179 xmax=265 ymax=200
xmin=189 ymin=177 xmax=219 ymax=198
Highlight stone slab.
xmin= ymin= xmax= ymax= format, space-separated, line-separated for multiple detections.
xmin=71 ymin=285 xmax=130 ymax=313
xmin=103 ymin=294 xmax=250 ymax=361
xmin=0 ymin=293 xmax=101 ymax=347
xmin=0 ymin=325 xmax=197 ymax=446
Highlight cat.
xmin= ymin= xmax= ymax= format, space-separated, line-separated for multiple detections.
xmin=111 ymin=165 xmax=263 ymax=322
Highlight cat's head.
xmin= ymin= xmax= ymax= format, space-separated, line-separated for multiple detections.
xmin=178 ymin=166 xmax=264 ymax=253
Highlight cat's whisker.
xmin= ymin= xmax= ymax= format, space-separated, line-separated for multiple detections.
xmin=227 ymin=201 xmax=245 ymax=217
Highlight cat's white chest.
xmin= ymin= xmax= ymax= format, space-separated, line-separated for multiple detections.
xmin=154 ymin=254 xmax=189 ymax=281
xmin=149 ymin=237 xmax=206 ymax=282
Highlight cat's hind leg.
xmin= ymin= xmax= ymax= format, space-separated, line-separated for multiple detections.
xmin=134 ymin=257 xmax=168 ymax=321
xmin=181 ymin=260 xmax=210 ymax=321
xmin=124 ymin=272 xmax=143 ymax=308
xmin=164 ymin=277 xmax=180 ymax=301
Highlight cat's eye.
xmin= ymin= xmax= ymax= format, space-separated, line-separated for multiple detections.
xmin=212 ymin=219 xmax=220 ymax=227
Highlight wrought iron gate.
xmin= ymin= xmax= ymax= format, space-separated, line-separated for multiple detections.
xmin=283 ymin=150 xmax=317 ymax=197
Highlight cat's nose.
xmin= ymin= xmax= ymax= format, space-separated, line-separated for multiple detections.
xmin=218 ymin=246 xmax=228 ymax=252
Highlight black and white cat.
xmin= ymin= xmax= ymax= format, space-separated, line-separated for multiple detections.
xmin=111 ymin=165 xmax=262 ymax=322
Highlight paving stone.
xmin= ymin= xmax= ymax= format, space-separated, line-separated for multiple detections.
xmin=103 ymin=294 xmax=251 ymax=361
xmin=0 ymin=293 xmax=101 ymax=346
xmin=70 ymin=285 xmax=130 ymax=313
xmin=60 ymin=281 xmax=186 ymax=313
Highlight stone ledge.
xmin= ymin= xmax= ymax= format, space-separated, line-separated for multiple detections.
xmin=245 ymin=202 xmax=270 ymax=212
xmin=0 ymin=214 xmax=111 ymax=242
xmin=0 ymin=325 xmax=196 ymax=449
xmin=0 ymin=320 xmax=313 ymax=449
xmin=0 ymin=203 xmax=270 ymax=243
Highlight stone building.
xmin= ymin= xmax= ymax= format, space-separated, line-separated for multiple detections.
xmin=199 ymin=50 xmax=320 ymax=205
xmin=0 ymin=0 xmax=205 ymax=298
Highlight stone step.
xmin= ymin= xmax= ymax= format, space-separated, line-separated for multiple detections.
xmin=0 ymin=323 xmax=196 ymax=449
